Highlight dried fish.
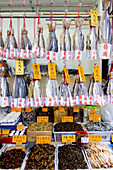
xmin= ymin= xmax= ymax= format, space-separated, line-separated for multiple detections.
xmin=84 ymin=122 xmax=113 ymax=131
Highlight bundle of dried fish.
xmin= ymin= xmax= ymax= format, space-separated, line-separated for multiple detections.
xmin=73 ymin=18 xmax=84 ymax=60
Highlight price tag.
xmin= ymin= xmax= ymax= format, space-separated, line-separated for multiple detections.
xmin=36 ymin=136 xmax=51 ymax=144
xmin=15 ymin=60 xmax=24 ymax=75
xmin=89 ymin=114 xmax=101 ymax=121
xmin=62 ymin=135 xmax=76 ymax=143
xmin=12 ymin=108 xmax=16 ymax=112
xmin=90 ymin=10 xmax=98 ymax=27
xmin=90 ymin=109 xmax=95 ymax=113
xmin=37 ymin=116 xmax=48 ymax=122
xmin=88 ymin=135 xmax=102 ymax=142
xmin=111 ymin=135 xmax=113 ymax=142
xmin=25 ymin=108 xmax=31 ymax=112
xmin=42 ymin=108 xmax=48 ymax=112
xmin=12 ymin=135 xmax=26 ymax=143
xmin=73 ymin=108 xmax=79 ymax=112
xmin=81 ymin=137 xmax=89 ymax=143
xmin=16 ymin=108 xmax=22 ymax=112
xmin=17 ymin=124 xmax=24 ymax=130
xmin=78 ymin=66 xmax=86 ymax=82
xmin=93 ymin=65 xmax=101 ymax=81
xmin=62 ymin=116 xmax=73 ymax=122
xmin=48 ymin=63 xmax=56 ymax=79
xmin=32 ymin=63 xmax=41 ymax=79
xmin=59 ymin=107 xmax=64 ymax=112
xmin=2 ymin=130 xmax=9 ymax=135
xmin=64 ymin=67 xmax=71 ymax=84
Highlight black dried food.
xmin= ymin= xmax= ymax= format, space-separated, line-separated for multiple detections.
xmin=54 ymin=122 xmax=83 ymax=132
xmin=58 ymin=145 xmax=88 ymax=169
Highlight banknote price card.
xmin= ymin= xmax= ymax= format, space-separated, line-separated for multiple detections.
xmin=32 ymin=63 xmax=41 ymax=79
xmin=2 ymin=130 xmax=9 ymax=135
xmin=73 ymin=108 xmax=79 ymax=112
xmin=17 ymin=124 xmax=24 ymax=130
xmin=42 ymin=108 xmax=48 ymax=112
xmin=25 ymin=108 xmax=31 ymax=112
xmin=59 ymin=107 xmax=64 ymax=112
xmin=37 ymin=116 xmax=49 ymax=122
xmin=62 ymin=116 xmax=73 ymax=122
xmin=12 ymin=135 xmax=26 ymax=143
xmin=62 ymin=135 xmax=76 ymax=143
xmin=36 ymin=136 xmax=51 ymax=144
xmin=88 ymin=135 xmax=102 ymax=142
xmin=89 ymin=114 xmax=101 ymax=121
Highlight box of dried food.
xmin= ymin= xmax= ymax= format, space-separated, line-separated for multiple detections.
xmin=21 ymin=144 xmax=58 ymax=170
xmin=53 ymin=122 xmax=84 ymax=142
xmin=56 ymin=144 xmax=90 ymax=169
xmin=27 ymin=122 xmax=53 ymax=142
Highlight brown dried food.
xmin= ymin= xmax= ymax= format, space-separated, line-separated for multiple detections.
xmin=58 ymin=145 xmax=88 ymax=169
xmin=0 ymin=149 xmax=25 ymax=169
xmin=28 ymin=122 xmax=53 ymax=131
xmin=25 ymin=144 xmax=55 ymax=170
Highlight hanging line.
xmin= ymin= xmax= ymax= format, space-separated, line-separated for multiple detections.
xmin=9 ymin=15 xmax=12 ymax=30
xmin=23 ymin=0 xmax=27 ymax=6
xmin=50 ymin=0 xmax=53 ymax=23
xmin=38 ymin=13 xmax=40 ymax=25
xmin=0 ymin=16 xmax=2 ymax=32
xmin=92 ymin=5 xmax=94 ymax=10
xmin=36 ymin=0 xmax=40 ymax=6
xmin=9 ymin=0 xmax=12 ymax=6
xmin=17 ymin=16 xmax=20 ymax=47
xmin=64 ymin=0 xmax=67 ymax=19
xmin=23 ymin=16 xmax=26 ymax=28
xmin=34 ymin=16 xmax=36 ymax=38
xmin=78 ymin=5 xmax=80 ymax=19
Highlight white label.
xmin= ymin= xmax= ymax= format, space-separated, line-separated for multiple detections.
xmin=53 ymin=96 xmax=58 ymax=105
xmin=18 ymin=49 xmax=24 ymax=59
xmin=86 ymin=50 xmax=97 ymax=60
xmin=11 ymin=98 xmax=18 ymax=108
xmin=4 ymin=49 xmax=9 ymax=58
xmin=0 ymin=47 xmax=4 ymax=56
xmin=60 ymin=51 xmax=66 ymax=60
xmin=81 ymin=137 xmax=89 ymax=143
xmin=64 ymin=98 xmax=69 ymax=106
xmin=27 ymin=98 xmax=34 ymax=107
xmin=1 ymin=97 xmax=9 ymax=107
xmin=40 ymin=48 xmax=45 ymax=58
xmin=98 ymin=43 xmax=111 ymax=59
xmin=32 ymin=46 xmax=40 ymax=57
xmin=102 ymin=96 xmax=106 ymax=105
xmin=70 ymin=96 xmax=73 ymax=106
xmin=66 ymin=51 xmax=71 ymax=60
xmin=46 ymin=97 xmax=53 ymax=107
xmin=34 ymin=97 xmax=42 ymax=107
xmin=58 ymin=96 xmax=64 ymax=106
xmin=73 ymin=50 xmax=83 ymax=60
xmin=108 ymin=95 xmax=111 ymax=103
xmin=10 ymin=48 xmax=17 ymax=58
xmin=18 ymin=98 xmax=25 ymax=108
xmin=79 ymin=95 xmax=84 ymax=104
xmin=73 ymin=96 xmax=79 ymax=105
xmin=84 ymin=96 xmax=89 ymax=105
xmin=94 ymin=95 xmax=101 ymax=105
xmin=89 ymin=96 xmax=94 ymax=105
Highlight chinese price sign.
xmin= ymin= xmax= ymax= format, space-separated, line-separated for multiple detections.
xmin=15 ymin=60 xmax=24 ymax=75
xmin=59 ymin=107 xmax=64 ymax=112
xmin=32 ymin=63 xmax=41 ymax=79
xmin=90 ymin=10 xmax=98 ymax=27
xmin=99 ymin=43 xmax=111 ymax=59
xmin=17 ymin=124 xmax=24 ymax=130
xmin=88 ymin=135 xmax=102 ymax=142
xmin=42 ymin=108 xmax=48 ymax=112
xmin=78 ymin=66 xmax=86 ymax=82
xmin=2 ymin=130 xmax=9 ymax=135
xmin=111 ymin=135 xmax=113 ymax=142
xmin=73 ymin=108 xmax=79 ymax=112
xmin=25 ymin=108 xmax=31 ymax=112
xmin=62 ymin=135 xmax=76 ymax=143
xmin=12 ymin=135 xmax=27 ymax=143
xmin=48 ymin=63 xmax=56 ymax=79
xmin=12 ymin=108 xmax=22 ymax=112
xmin=37 ymin=116 xmax=48 ymax=122
xmin=62 ymin=116 xmax=73 ymax=122
xmin=90 ymin=109 xmax=95 ymax=114
xmin=36 ymin=136 xmax=51 ymax=144
xmin=64 ymin=67 xmax=71 ymax=84
xmin=93 ymin=65 xmax=101 ymax=81
xmin=89 ymin=114 xmax=101 ymax=121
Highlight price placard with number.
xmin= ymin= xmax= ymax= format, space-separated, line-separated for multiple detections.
xmin=93 ymin=65 xmax=101 ymax=81
xmin=88 ymin=135 xmax=102 ymax=142
xmin=73 ymin=108 xmax=79 ymax=112
xmin=2 ymin=130 xmax=9 ymax=135
xmin=32 ymin=63 xmax=41 ymax=79
xmin=15 ymin=60 xmax=24 ymax=75
xmin=25 ymin=108 xmax=31 ymax=112
xmin=37 ymin=116 xmax=48 ymax=123
xmin=90 ymin=10 xmax=98 ymax=27
xmin=59 ymin=107 xmax=64 ymax=112
xmin=17 ymin=124 xmax=24 ymax=130
xmin=42 ymin=108 xmax=48 ymax=112
xmin=89 ymin=114 xmax=101 ymax=121
xmin=48 ymin=63 xmax=56 ymax=79
xmin=12 ymin=108 xmax=22 ymax=112
xmin=36 ymin=136 xmax=51 ymax=144
xmin=62 ymin=135 xmax=76 ymax=143
xmin=78 ymin=66 xmax=86 ymax=82
xmin=90 ymin=109 xmax=95 ymax=114
xmin=64 ymin=67 xmax=71 ymax=84
xmin=12 ymin=135 xmax=26 ymax=143
xmin=111 ymin=135 xmax=113 ymax=142
xmin=62 ymin=116 xmax=73 ymax=122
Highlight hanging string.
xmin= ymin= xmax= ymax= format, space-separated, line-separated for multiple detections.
xmin=23 ymin=16 xmax=26 ymax=28
xmin=78 ymin=5 xmax=80 ymax=19
xmin=0 ymin=16 xmax=2 ymax=32
xmin=50 ymin=0 xmax=53 ymax=23
xmin=9 ymin=0 xmax=12 ymax=6
xmin=9 ymin=16 xmax=12 ymax=30
xmin=34 ymin=16 xmax=36 ymax=38
xmin=38 ymin=13 xmax=40 ymax=25
xmin=17 ymin=16 xmax=20 ymax=47
xmin=64 ymin=0 xmax=67 ymax=19
xmin=36 ymin=0 xmax=40 ymax=6
xmin=92 ymin=5 xmax=94 ymax=10
xmin=23 ymin=0 xmax=27 ymax=6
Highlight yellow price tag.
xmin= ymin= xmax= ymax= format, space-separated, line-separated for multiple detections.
xmin=89 ymin=114 xmax=101 ymax=121
xmin=42 ymin=108 xmax=48 ymax=112
xmin=111 ymin=135 xmax=113 ymax=142
xmin=62 ymin=135 xmax=76 ymax=143
xmin=62 ymin=116 xmax=73 ymax=122
xmin=12 ymin=135 xmax=26 ymax=143
xmin=16 ymin=108 xmax=22 ymax=112
xmin=59 ymin=107 xmax=64 ymax=112
xmin=37 ymin=116 xmax=49 ymax=123
xmin=48 ymin=63 xmax=56 ymax=79
xmin=2 ymin=130 xmax=9 ymax=135
xmin=15 ymin=60 xmax=24 ymax=75
xmin=64 ymin=67 xmax=71 ymax=84
xmin=25 ymin=108 xmax=31 ymax=112
xmin=17 ymin=124 xmax=24 ymax=130
xmin=90 ymin=109 xmax=95 ymax=114
xmin=93 ymin=65 xmax=101 ymax=81
xmin=12 ymin=108 xmax=16 ymax=112
xmin=88 ymin=135 xmax=102 ymax=142
xmin=78 ymin=66 xmax=86 ymax=82
xmin=90 ymin=10 xmax=98 ymax=27
xmin=32 ymin=63 xmax=41 ymax=79
xmin=0 ymin=64 xmax=2 ymax=67
xmin=36 ymin=136 xmax=51 ymax=144
xmin=73 ymin=108 xmax=79 ymax=112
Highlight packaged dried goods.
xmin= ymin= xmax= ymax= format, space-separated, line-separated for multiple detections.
xmin=28 ymin=122 xmax=53 ymax=131
xmin=22 ymin=108 xmax=36 ymax=126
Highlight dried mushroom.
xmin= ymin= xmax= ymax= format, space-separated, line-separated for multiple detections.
xmin=28 ymin=122 xmax=53 ymax=131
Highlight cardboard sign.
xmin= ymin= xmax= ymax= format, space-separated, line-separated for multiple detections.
xmin=2 ymin=130 xmax=9 ymax=135
xmin=62 ymin=116 xmax=73 ymax=122
xmin=36 ymin=136 xmax=51 ymax=144
xmin=93 ymin=65 xmax=101 ymax=81
xmin=78 ymin=66 xmax=86 ymax=82
xmin=25 ymin=108 xmax=31 ymax=112
xmin=32 ymin=63 xmax=41 ymax=79
xmin=15 ymin=60 xmax=24 ymax=75
xmin=88 ymin=135 xmax=102 ymax=142
xmin=90 ymin=10 xmax=98 ymax=27
xmin=12 ymin=135 xmax=26 ymax=143
xmin=73 ymin=108 xmax=79 ymax=112
xmin=89 ymin=114 xmax=101 ymax=121
xmin=64 ymin=67 xmax=71 ymax=84
xmin=48 ymin=63 xmax=56 ymax=79
xmin=59 ymin=107 xmax=64 ymax=112
xmin=42 ymin=108 xmax=48 ymax=112
xmin=37 ymin=116 xmax=49 ymax=122
xmin=62 ymin=135 xmax=76 ymax=143
xmin=12 ymin=108 xmax=22 ymax=112
xmin=90 ymin=109 xmax=95 ymax=113
xmin=17 ymin=124 xmax=24 ymax=130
